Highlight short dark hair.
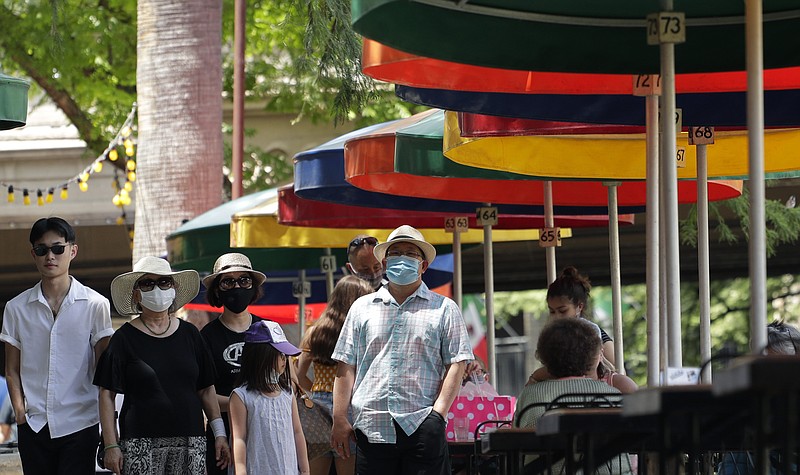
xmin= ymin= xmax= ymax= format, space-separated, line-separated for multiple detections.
xmin=546 ymin=266 xmax=591 ymax=307
xmin=29 ymin=217 xmax=75 ymax=245
xmin=537 ymin=318 xmax=602 ymax=378
xmin=205 ymin=272 xmax=264 ymax=308
xmin=766 ymin=320 xmax=800 ymax=355
xmin=236 ymin=342 xmax=291 ymax=393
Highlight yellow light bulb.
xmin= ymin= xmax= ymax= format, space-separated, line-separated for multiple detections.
xmin=7 ymin=186 xmax=14 ymax=203
xmin=36 ymin=190 xmax=44 ymax=206
xmin=119 ymin=189 xmax=129 ymax=199
xmin=123 ymin=138 xmax=133 ymax=149
xmin=93 ymin=161 xmax=103 ymax=173
xmin=116 ymin=216 xmax=125 ymax=225
xmin=60 ymin=187 xmax=69 ymax=200
xmin=125 ymin=146 xmax=135 ymax=157
xmin=126 ymin=160 xmax=136 ymax=171
xmin=124 ymin=181 xmax=133 ymax=192
xmin=108 ymin=149 xmax=119 ymax=161
xmin=79 ymin=181 xmax=88 ymax=192
xmin=79 ymin=172 xmax=90 ymax=183
xmin=128 ymin=230 xmax=135 ymax=239
xmin=121 ymin=126 xmax=132 ymax=138
xmin=127 ymin=171 xmax=136 ymax=182
xmin=46 ymin=189 xmax=54 ymax=203
xmin=121 ymin=195 xmax=132 ymax=206
xmin=23 ymin=190 xmax=30 ymax=206
xmin=112 ymin=195 xmax=121 ymax=207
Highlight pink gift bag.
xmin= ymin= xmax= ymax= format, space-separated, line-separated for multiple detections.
xmin=445 ymin=395 xmax=515 ymax=441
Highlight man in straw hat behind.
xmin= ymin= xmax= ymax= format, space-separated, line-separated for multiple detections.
xmin=331 ymin=225 xmax=473 ymax=474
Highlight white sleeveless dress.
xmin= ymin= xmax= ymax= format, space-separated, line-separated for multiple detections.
xmin=232 ymin=386 xmax=299 ymax=475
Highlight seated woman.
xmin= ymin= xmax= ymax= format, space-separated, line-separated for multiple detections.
xmin=516 ymin=318 xmax=633 ymax=475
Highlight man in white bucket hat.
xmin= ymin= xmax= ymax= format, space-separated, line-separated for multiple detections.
xmin=331 ymin=225 xmax=473 ymax=474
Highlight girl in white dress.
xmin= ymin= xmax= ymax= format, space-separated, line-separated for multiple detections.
xmin=230 ymin=320 xmax=310 ymax=475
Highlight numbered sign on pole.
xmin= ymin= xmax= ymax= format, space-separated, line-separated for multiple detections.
xmin=475 ymin=207 xmax=498 ymax=226
xmin=320 ymin=255 xmax=336 ymax=273
xmin=292 ymin=280 xmax=311 ymax=298
xmin=632 ymin=74 xmax=662 ymax=96
xmin=444 ymin=216 xmax=470 ymax=233
xmin=688 ymin=126 xmax=715 ymax=145
xmin=676 ymin=147 xmax=687 ymax=168
xmin=659 ymin=108 xmax=683 ymax=133
xmin=539 ymin=227 xmax=562 ymax=248
xmin=646 ymin=12 xmax=686 ymax=45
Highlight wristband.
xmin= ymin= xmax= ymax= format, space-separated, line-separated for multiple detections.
xmin=104 ymin=444 xmax=120 ymax=450
xmin=210 ymin=418 xmax=226 ymax=438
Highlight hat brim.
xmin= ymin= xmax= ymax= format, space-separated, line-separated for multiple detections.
xmin=374 ymin=238 xmax=436 ymax=264
xmin=201 ymin=266 xmax=267 ymax=290
xmin=111 ymin=269 xmax=200 ymax=316
xmin=271 ymin=341 xmax=302 ymax=357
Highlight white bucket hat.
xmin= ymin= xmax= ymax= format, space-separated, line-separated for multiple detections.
xmin=373 ymin=225 xmax=436 ymax=264
xmin=111 ymin=256 xmax=200 ymax=316
xmin=201 ymin=253 xmax=267 ymax=290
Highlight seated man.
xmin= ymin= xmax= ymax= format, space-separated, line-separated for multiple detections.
xmin=516 ymin=318 xmax=633 ymax=475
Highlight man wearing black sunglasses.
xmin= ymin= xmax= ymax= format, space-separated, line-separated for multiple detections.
xmin=346 ymin=234 xmax=385 ymax=290
xmin=0 ymin=217 xmax=113 ymax=474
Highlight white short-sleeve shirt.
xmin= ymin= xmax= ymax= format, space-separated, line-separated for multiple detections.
xmin=0 ymin=277 xmax=113 ymax=437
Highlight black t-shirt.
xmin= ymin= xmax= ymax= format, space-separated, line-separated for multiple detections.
xmin=599 ymin=327 xmax=613 ymax=344
xmin=200 ymin=316 xmax=257 ymax=401
xmin=93 ymin=319 xmax=215 ymax=438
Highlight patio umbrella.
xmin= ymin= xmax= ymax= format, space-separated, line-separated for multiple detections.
xmin=351 ymin=1 xmax=800 ymax=74
xmin=363 ymin=39 xmax=800 ymax=94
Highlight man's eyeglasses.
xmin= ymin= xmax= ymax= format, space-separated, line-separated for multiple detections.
xmin=32 ymin=244 xmax=68 ymax=256
xmin=348 ymin=236 xmax=378 ymax=253
xmin=386 ymin=250 xmax=424 ymax=260
xmin=135 ymin=277 xmax=175 ymax=292
xmin=219 ymin=275 xmax=253 ymax=291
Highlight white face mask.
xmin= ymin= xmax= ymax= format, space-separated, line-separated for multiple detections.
xmin=139 ymin=287 xmax=176 ymax=313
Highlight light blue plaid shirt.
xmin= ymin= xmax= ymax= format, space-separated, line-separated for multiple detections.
xmin=332 ymin=282 xmax=473 ymax=443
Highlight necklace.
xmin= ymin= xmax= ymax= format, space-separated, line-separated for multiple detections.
xmin=141 ymin=317 xmax=171 ymax=336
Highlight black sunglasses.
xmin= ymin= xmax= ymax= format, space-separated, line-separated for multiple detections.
xmin=32 ymin=244 xmax=68 ymax=256
xmin=135 ymin=277 xmax=175 ymax=292
xmin=219 ymin=275 xmax=253 ymax=291
xmin=348 ymin=236 xmax=378 ymax=252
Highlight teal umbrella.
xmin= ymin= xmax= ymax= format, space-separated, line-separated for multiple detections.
xmin=0 ymin=73 xmax=29 ymax=130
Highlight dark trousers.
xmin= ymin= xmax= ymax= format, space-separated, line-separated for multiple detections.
xmin=17 ymin=422 xmax=99 ymax=475
xmin=205 ymin=413 xmax=231 ymax=475
xmin=355 ymin=412 xmax=451 ymax=475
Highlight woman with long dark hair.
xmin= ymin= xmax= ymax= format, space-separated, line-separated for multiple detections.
xmin=296 ymin=276 xmax=373 ymax=475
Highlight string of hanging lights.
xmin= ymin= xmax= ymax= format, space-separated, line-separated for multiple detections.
xmin=0 ymin=104 xmax=138 ymax=232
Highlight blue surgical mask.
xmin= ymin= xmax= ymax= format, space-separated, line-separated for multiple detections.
xmin=386 ymin=256 xmax=420 ymax=285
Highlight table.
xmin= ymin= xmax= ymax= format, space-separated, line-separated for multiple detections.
xmin=479 ymin=428 xmax=552 ymax=475
xmin=714 ymin=356 xmax=800 ymax=475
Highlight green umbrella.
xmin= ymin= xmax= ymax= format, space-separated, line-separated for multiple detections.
xmin=0 ymin=73 xmax=29 ymax=130
xmin=352 ymin=0 xmax=800 ymax=74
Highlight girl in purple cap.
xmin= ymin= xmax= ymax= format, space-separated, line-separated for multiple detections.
xmin=229 ymin=320 xmax=310 ymax=475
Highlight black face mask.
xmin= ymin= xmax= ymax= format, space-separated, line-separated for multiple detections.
xmin=221 ymin=287 xmax=255 ymax=314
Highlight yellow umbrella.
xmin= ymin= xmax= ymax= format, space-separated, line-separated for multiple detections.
xmin=442 ymin=111 xmax=800 ymax=179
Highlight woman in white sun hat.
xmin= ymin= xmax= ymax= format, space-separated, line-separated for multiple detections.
xmin=93 ymin=256 xmax=230 ymax=475
xmin=199 ymin=253 xmax=266 ymax=475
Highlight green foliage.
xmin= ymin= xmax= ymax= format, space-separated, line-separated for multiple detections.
xmin=680 ymin=183 xmax=800 ymax=257
xmin=220 ymin=125 xmax=293 ymax=195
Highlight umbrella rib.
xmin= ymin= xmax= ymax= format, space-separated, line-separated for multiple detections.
xmin=412 ymin=0 xmax=800 ymax=28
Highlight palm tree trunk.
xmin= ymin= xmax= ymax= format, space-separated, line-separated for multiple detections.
xmin=134 ymin=0 xmax=223 ymax=262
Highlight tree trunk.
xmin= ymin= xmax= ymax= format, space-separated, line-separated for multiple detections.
xmin=134 ymin=0 xmax=223 ymax=262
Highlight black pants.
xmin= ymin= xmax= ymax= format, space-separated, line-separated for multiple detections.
xmin=17 ymin=422 xmax=99 ymax=475
xmin=205 ymin=413 xmax=231 ymax=475
xmin=355 ymin=411 xmax=450 ymax=475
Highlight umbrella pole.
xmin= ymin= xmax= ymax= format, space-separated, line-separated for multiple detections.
xmin=544 ymin=181 xmax=557 ymax=284
xmin=646 ymin=93 xmax=661 ymax=386
xmin=453 ymin=229 xmax=463 ymax=309
xmin=747 ymin=0 xmax=767 ymax=354
xmin=660 ymin=183 xmax=669 ymax=375
xmin=659 ymin=3 xmax=683 ymax=366
xmin=324 ymin=248 xmax=335 ymax=299
xmin=697 ymin=144 xmax=712 ymax=383
xmin=298 ymin=269 xmax=307 ymax=340
xmin=482 ymin=204 xmax=497 ymax=384
xmin=606 ymin=182 xmax=625 ymax=374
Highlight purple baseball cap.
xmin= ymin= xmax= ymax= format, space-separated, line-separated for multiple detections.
xmin=244 ymin=320 xmax=301 ymax=356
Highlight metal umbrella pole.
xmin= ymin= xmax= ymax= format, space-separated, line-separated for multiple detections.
xmin=645 ymin=90 xmax=661 ymax=386
xmin=606 ymin=182 xmax=625 ymax=373
xmin=747 ymin=0 xmax=767 ymax=354
xmin=453 ymin=227 xmax=463 ymax=309
xmin=544 ymin=182 xmax=557 ymax=284
xmin=696 ymin=140 xmax=712 ymax=383
xmin=479 ymin=204 xmax=497 ymax=383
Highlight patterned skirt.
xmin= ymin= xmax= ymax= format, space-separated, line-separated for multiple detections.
xmin=120 ymin=436 xmax=205 ymax=475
